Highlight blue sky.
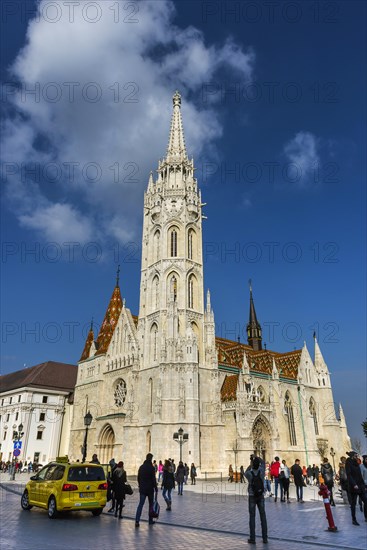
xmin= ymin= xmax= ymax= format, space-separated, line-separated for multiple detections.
xmin=1 ymin=1 xmax=366 ymax=445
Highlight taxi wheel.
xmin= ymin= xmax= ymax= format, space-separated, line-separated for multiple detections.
xmin=21 ymin=490 xmax=33 ymax=510
xmin=92 ymin=509 xmax=103 ymax=516
xmin=48 ymin=496 xmax=58 ymax=519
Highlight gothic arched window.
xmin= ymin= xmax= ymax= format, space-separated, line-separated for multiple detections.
xmin=284 ymin=392 xmax=297 ymax=446
xmin=309 ymin=398 xmax=319 ymax=435
xmin=170 ymin=275 xmax=177 ymax=302
xmin=170 ymin=227 xmax=178 ymax=257
xmin=188 ymin=275 xmax=194 ymax=308
xmin=188 ymin=229 xmax=195 ymax=260
xmin=152 ymin=275 xmax=159 ymax=310
xmin=151 ymin=323 xmax=158 ymax=361
xmin=148 ymin=378 xmax=153 ymax=413
xmin=153 ymin=230 xmax=160 ymax=262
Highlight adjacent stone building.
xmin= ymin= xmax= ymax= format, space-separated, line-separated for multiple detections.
xmin=69 ymin=92 xmax=351 ymax=472
xmin=0 ymin=361 xmax=77 ymax=466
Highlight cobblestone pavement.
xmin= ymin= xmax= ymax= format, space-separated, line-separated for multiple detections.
xmin=1 ymin=479 xmax=366 ymax=550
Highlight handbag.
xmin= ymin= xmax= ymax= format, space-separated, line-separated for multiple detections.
xmin=124 ymin=483 xmax=134 ymax=496
xmin=149 ymin=493 xmax=160 ymax=519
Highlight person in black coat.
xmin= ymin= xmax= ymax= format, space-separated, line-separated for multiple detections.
xmin=291 ymin=459 xmax=304 ymax=502
xmin=112 ymin=461 xmax=127 ymax=519
xmin=345 ymin=451 xmax=367 ymax=525
xmin=162 ymin=459 xmax=175 ymax=510
xmin=135 ymin=453 xmax=158 ymax=527
xmin=321 ymin=458 xmax=335 ymax=506
xmin=175 ymin=461 xmax=186 ymax=496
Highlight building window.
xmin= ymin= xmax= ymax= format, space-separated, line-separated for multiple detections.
xmin=114 ymin=379 xmax=127 ymax=407
xmin=9 ymin=397 xmax=12 ymax=404
xmin=18 ymin=395 xmax=21 ymax=403
xmin=309 ymin=399 xmax=319 ymax=435
xmin=36 ymin=431 xmax=43 ymax=440
xmin=284 ymin=393 xmax=297 ymax=446
xmin=39 ymin=413 xmax=46 ymax=422
xmin=42 ymin=396 xmax=48 ymax=404
xmin=170 ymin=228 xmax=178 ymax=257
xmin=188 ymin=275 xmax=194 ymax=308
xmin=148 ymin=378 xmax=153 ymax=413
xmin=6 ymin=414 xmax=9 ymax=422
xmin=3 ymin=431 xmax=7 ymax=440
xmin=1 ymin=399 xmax=3 ymax=406
xmin=15 ymin=412 xmax=19 ymax=421
xmin=188 ymin=230 xmax=193 ymax=259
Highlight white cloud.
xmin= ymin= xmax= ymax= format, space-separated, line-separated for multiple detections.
xmin=1 ymin=0 xmax=255 ymax=245
xmin=283 ymin=131 xmax=320 ymax=187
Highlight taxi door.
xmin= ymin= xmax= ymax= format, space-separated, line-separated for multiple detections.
xmin=28 ymin=465 xmax=50 ymax=506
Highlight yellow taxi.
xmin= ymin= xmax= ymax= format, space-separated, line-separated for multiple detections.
xmin=21 ymin=461 xmax=107 ymax=518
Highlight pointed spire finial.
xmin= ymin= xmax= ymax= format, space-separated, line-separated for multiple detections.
xmin=165 ymin=91 xmax=187 ymax=163
xmin=247 ymin=279 xmax=262 ymax=351
xmin=90 ymin=317 xmax=94 ymax=332
xmin=249 ymin=278 xmax=252 ymax=292
xmin=116 ymin=264 xmax=120 ymax=287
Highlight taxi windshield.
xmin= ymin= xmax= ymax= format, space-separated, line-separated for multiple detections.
xmin=67 ymin=466 xmax=105 ymax=482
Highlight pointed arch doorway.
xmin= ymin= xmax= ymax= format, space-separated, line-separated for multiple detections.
xmin=98 ymin=424 xmax=116 ymax=464
xmin=252 ymin=416 xmax=271 ymax=462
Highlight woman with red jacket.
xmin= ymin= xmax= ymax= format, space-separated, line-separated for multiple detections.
xmin=270 ymin=457 xmax=281 ymax=502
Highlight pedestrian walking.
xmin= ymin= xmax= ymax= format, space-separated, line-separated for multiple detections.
xmin=162 ymin=459 xmax=175 ymax=511
xmin=291 ymin=459 xmax=304 ymax=502
xmin=280 ymin=459 xmax=291 ymax=503
xmin=345 ymin=451 xmax=367 ymax=525
xmin=158 ymin=460 xmax=164 ymax=483
xmin=270 ymin=456 xmax=281 ymax=502
xmin=90 ymin=453 xmax=100 ymax=464
xmin=302 ymin=465 xmax=307 ymax=485
xmin=228 ymin=464 xmax=234 ymax=483
xmin=240 ymin=465 xmax=245 ymax=483
xmin=314 ymin=464 xmax=320 ymax=486
xmin=107 ymin=458 xmax=117 ymax=513
xmin=175 ymin=461 xmax=185 ymax=495
xmin=184 ymin=463 xmax=189 ymax=484
xmin=190 ymin=463 xmax=197 ymax=485
xmin=321 ymin=457 xmax=335 ymax=506
xmin=245 ymin=455 xmax=268 ymax=544
xmin=307 ymin=465 xmax=313 ymax=485
xmin=112 ymin=461 xmax=127 ymax=519
xmin=135 ymin=453 xmax=158 ymax=527
xmin=264 ymin=463 xmax=272 ymax=496
xmin=339 ymin=456 xmax=351 ymax=504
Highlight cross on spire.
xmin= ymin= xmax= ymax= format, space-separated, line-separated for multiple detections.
xmin=116 ymin=264 xmax=120 ymax=287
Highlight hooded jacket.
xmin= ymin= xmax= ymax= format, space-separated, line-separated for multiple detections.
xmin=321 ymin=462 xmax=334 ymax=487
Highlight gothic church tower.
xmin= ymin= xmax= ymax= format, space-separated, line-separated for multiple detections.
xmin=136 ymin=91 xmax=220 ymax=467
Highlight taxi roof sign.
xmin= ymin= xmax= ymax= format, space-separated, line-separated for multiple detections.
xmin=55 ymin=456 xmax=69 ymax=463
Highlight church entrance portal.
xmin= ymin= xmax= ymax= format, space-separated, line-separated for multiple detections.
xmin=98 ymin=424 xmax=115 ymax=464
xmin=252 ymin=416 xmax=271 ymax=462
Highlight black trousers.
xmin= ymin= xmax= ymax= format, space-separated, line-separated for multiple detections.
xmin=350 ymin=491 xmax=367 ymax=521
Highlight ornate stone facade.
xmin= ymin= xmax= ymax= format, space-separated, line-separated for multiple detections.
xmin=69 ymin=93 xmax=351 ymax=473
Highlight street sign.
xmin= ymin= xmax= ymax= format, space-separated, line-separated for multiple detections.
xmin=13 ymin=441 xmax=22 ymax=450
xmin=13 ymin=449 xmax=21 ymax=457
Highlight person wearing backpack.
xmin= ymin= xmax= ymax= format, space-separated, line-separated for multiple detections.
xmin=321 ymin=457 xmax=335 ymax=506
xmin=270 ymin=456 xmax=281 ymax=502
xmin=245 ymin=455 xmax=268 ymax=544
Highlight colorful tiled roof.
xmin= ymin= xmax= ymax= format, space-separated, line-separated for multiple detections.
xmin=95 ymin=286 xmax=123 ymax=356
xmin=0 ymin=361 xmax=77 ymax=393
xmin=80 ymin=327 xmax=94 ymax=362
xmin=221 ymin=374 xmax=238 ymax=401
xmin=215 ymin=337 xmax=301 ymax=380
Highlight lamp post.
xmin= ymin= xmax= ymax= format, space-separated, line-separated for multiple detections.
xmin=82 ymin=411 xmax=93 ymax=463
xmin=330 ymin=447 xmax=336 ymax=471
xmin=11 ymin=423 xmax=24 ymax=480
xmin=173 ymin=427 xmax=189 ymax=462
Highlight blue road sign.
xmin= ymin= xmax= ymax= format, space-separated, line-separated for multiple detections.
xmin=13 ymin=441 xmax=22 ymax=450
xmin=13 ymin=449 xmax=21 ymax=457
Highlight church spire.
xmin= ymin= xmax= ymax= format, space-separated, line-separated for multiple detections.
xmin=246 ymin=279 xmax=262 ymax=351
xmin=165 ymin=91 xmax=188 ymax=164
